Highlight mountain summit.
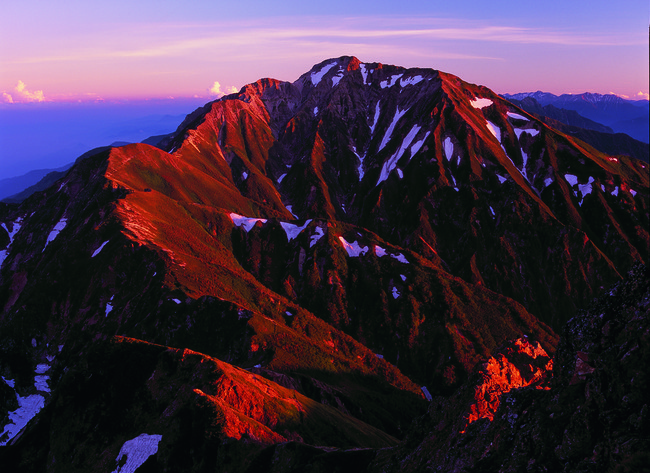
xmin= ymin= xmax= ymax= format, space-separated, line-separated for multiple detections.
xmin=0 ymin=56 xmax=647 ymax=471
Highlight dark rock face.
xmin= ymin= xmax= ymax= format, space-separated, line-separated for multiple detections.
xmin=0 ymin=57 xmax=647 ymax=471
xmin=371 ymin=264 xmax=649 ymax=473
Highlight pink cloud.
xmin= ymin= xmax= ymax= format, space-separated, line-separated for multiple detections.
xmin=208 ymin=81 xmax=238 ymax=97
xmin=1 ymin=80 xmax=47 ymax=103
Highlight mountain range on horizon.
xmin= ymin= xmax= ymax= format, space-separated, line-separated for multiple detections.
xmin=0 ymin=56 xmax=648 ymax=472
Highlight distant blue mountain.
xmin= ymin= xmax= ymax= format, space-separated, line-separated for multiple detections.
xmin=502 ymin=91 xmax=649 ymax=143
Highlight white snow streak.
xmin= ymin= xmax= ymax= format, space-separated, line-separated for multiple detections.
xmin=443 ymin=137 xmax=454 ymax=161
xmin=310 ymin=226 xmax=325 ymax=247
xmin=92 ymin=240 xmax=109 ymax=258
xmin=410 ymin=131 xmax=430 ymax=156
xmin=43 ymin=218 xmax=67 ymax=251
xmin=400 ymin=75 xmax=424 ymax=87
xmin=514 ymin=128 xmax=539 ymax=139
xmin=369 ymin=102 xmax=381 ymax=134
xmin=378 ymin=107 xmax=408 ymax=152
xmin=311 ymin=62 xmax=336 ymax=86
xmin=520 ymin=150 xmax=530 ymax=181
xmin=339 ymin=236 xmax=369 ymax=257
xmin=277 ymin=173 xmax=287 ymax=183
xmin=485 ymin=121 xmax=501 ymax=142
xmin=359 ymin=63 xmax=369 ymax=84
xmin=470 ymin=98 xmax=493 ymax=109
xmin=377 ymin=125 xmax=421 ymax=185
xmin=564 ymin=174 xmax=578 ymax=187
xmin=229 ymin=213 xmax=267 ymax=232
xmin=421 ymin=386 xmax=432 ymax=401
xmin=111 ymin=434 xmax=163 ymax=473
xmin=331 ymin=69 xmax=344 ymax=86
xmin=507 ymin=112 xmax=528 ymax=121
xmin=0 ymin=394 xmax=45 ymax=445
xmin=380 ymin=74 xmax=403 ymax=88
xmin=391 ymin=253 xmax=409 ymax=264
xmin=280 ymin=220 xmax=312 ymax=241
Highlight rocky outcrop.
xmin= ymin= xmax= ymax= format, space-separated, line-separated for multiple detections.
xmin=371 ymin=263 xmax=650 ymax=473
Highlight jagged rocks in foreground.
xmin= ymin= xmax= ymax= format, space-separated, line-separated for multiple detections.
xmin=371 ymin=263 xmax=650 ymax=473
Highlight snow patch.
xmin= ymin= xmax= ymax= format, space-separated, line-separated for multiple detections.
xmin=331 ymin=69 xmax=344 ymax=86
xmin=470 ymin=98 xmax=493 ymax=109
xmin=380 ymin=74 xmax=403 ymax=88
xmin=280 ymin=220 xmax=312 ymax=241
xmin=375 ymin=354 xmax=384 ymax=359
xmin=2 ymin=218 xmax=22 ymax=244
xmin=410 ymin=132 xmax=430 ymax=156
xmin=0 ymin=394 xmax=45 ymax=445
xmin=369 ymin=102 xmax=381 ymax=134
xmin=497 ymin=175 xmax=507 ymax=184
xmin=310 ymin=226 xmax=325 ymax=248
xmin=111 ymin=434 xmax=163 ymax=473
xmin=486 ymin=121 xmax=501 ymax=142
xmin=514 ymin=128 xmax=539 ymax=139
xmin=507 ymin=112 xmax=528 ymax=121
xmin=630 ymin=189 xmax=637 ymax=197
xmin=391 ymin=253 xmax=409 ymax=264
xmin=374 ymin=245 xmax=387 ymax=257
xmin=311 ymin=62 xmax=337 ymax=86
xmin=241 ymin=171 xmax=248 ymax=180
xmin=421 ymin=386 xmax=432 ymax=401
xmin=612 ymin=186 xmax=619 ymax=196
xmin=92 ymin=240 xmax=109 ymax=258
xmin=313 ymin=106 xmax=318 ymax=115
xmin=286 ymin=205 xmax=298 ymax=219
xmin=443 ymin=137 xmax=454 ymax=161
xmin=392 ymin=286 xmax=400 ymax=299
xmin=377 ymin=124 xmax=421 ymax=185
xmin=544 ymin=177 xmax=554 ymax=188
xmin=230 ymin=213 xmax=267 ymax=232
xmin=520 ymin=149 xmax=530 ymax=181
xmin=359 ymin=63 xmax=369 ymax=84
xmin=400 ymin=75 xmax=424 ymax=87
xmin=339 ymin=236 xmax=369 ymax=257
xmin=378 ymin=107 xmax=408 ymax=151
xmin=400 ymin=274 xmax=406 ymax=281
xmin=43 ymin=218 xmax=67 ymax=251
xmin=172 ymin=299 xmax=181 ymax=304
xmin=106 ymin=303 xmax=113 ymax=316
xmin=564 ymin=174 xmax=578 ymax=187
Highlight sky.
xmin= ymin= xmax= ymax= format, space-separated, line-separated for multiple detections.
xmin=1 ymin=0 xmax=648 ymax=103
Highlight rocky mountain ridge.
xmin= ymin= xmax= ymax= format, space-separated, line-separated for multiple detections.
xmin=0 ymin=56 xmax=647 ymax=472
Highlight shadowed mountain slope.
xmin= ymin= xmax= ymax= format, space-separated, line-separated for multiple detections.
xmin=0 ymin=56 xmax=647 ymax=472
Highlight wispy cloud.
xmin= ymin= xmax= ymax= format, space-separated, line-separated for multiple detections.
xmin=6 ymin=15 xmax=643 ymax=67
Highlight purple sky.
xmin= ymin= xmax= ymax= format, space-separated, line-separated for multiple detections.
xmin=1 ymin=0 xmax=648 ymax=103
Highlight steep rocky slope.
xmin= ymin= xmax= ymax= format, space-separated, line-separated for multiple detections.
xmin=0 ymin=56 xmax=647 ymax=471
xmin=371 ymin=263 xmax=649 ymax=473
